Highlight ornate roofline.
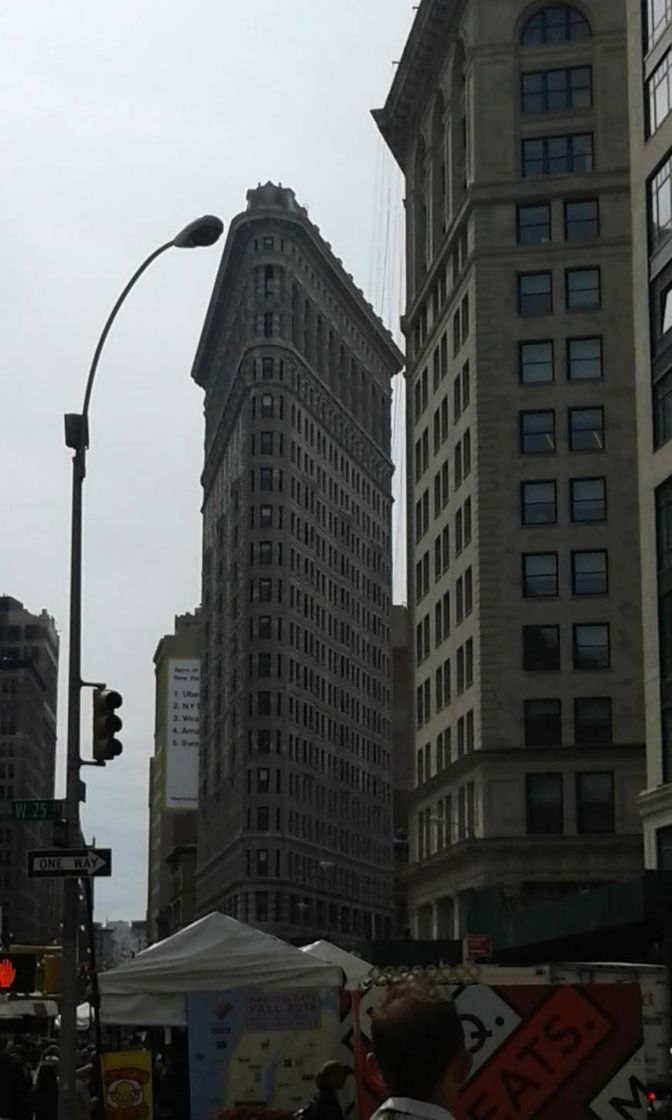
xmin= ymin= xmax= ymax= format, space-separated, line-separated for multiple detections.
xmin=191 ymin=183 xmax=404 ymax=389
xmin=372 ymin=0 xmax=462 ymax=167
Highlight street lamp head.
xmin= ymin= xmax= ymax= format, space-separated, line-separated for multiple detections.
xmin=173 ymin=215 xmax=224 ymax=249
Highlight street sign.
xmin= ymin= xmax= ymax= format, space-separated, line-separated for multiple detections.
xmin=463 ymin=933 xmax=492 ymax=962
xmin=12 ymin=799 xmax=63 ymax=822
xmin=27 ymin=848 xmax=112 ymax=879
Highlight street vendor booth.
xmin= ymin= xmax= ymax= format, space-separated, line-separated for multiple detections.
xmin=99 ymin=913 xmax=346 ymax=1120
xmin=300 ymin=939 xmax=373 ymax=990
xmin=99 ymin=912 xmax=341 ymax=1026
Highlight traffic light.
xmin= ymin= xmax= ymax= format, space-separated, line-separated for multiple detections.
xmin=92 ymin=688 xmax=123 ymax=763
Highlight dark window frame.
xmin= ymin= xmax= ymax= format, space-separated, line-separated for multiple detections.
xmin=568 ymin=406 xmax=605 ymax=451
xmin=576 ymin=771 xmax=615 ymax=834
xmin=566 ymin=266 xmax=601 ymax=311
xmin=524 ymin=699 xmax=562 ymax=746
xmin=522 ymin=133 xmax=594 ymax=177
xmin=567 ymin=336 xmax=603 ymax=381
xmin=526 ymin=772 xmax=564 ymax=836
xmin=521 ymin=66 xmax=592 ymax=114
xmin=516 ymin=202 xmax=552 ymax=244
xmin=570 ymin=476 xmax=607 ymax=522
xmin=519 ymin=339 xmax=554 ymax=384
xmin=523 ymin=624 xmax=561 ymax=671
xmin=518 ymin=270 xmax=553 ymax=315
xmin=574 ymin=697 xmax=613 ymax=745
xmin=520 ymin=409 xmax=556 ymax=454
xmin=522 ymin=551 xmax=559 ymax=597
xmin=571 ymin=549 xmax=609 ymax=595
xmin=521 ymin=479 xmax=558 ymax=525
xmin=572 ymin=622 xmax=611 ymax=670
xmin=521 ymin=5 xmax=591 ymax=46
xmin=564 ymin=198 xmax=600 ymax=241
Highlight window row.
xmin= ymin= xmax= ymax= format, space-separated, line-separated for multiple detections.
xmin=415 ymin=569 xmax=474 ymax=664
xmin=516 ymin=199 xmax=598 ymax=245
xmin=521 ymin=477 xmax=606 ymax=524
xmin=522 ymin=133 xmax=593 ymax=178
xmin=519 ymin=407 xmax=604 ymax=454
xmin=518 ymin=267 xmax=601 ymax=314
xmin=416 ymin=711 xmax=476 ymax=786
xmin=527 ymin=771 xmax=615 ymax=835
xmin=416 ymin=638 xmax=474 ymax=726
xmin=522 ymin=622 xmax=611 ymax=671
xmin=520 ymin=337 xmax=602 ymax=383
xmin=521 ymin=66 xmax=591 ymax=115
xmin=525 ymin=696 xmax=612 ymax=745
xmin=523 ymin=549 xmax=608 ymax=597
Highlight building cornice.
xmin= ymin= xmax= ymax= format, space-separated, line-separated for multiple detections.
xmin=191 ymin=194 xmax=403 ymax=392
xmin=372 ymin=0 xmax=463 ymax=168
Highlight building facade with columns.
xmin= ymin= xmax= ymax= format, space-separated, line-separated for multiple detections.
xmin=375 ymin=0 xmax=646 ymax=937
xmin=191 ymin=183 xmax=403 ymax=942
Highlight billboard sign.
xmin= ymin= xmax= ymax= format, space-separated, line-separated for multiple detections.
xmin=165 ymin=659 xmax=200 ymax=810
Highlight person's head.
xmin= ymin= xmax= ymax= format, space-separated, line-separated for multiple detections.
xmin=35 ymin=1062 xmax=59 ymax=1093
xmin=369 ymin=983 xmax=471 ymax=1110
xmin=316 ymin=1061 xmax=352 ymax=1092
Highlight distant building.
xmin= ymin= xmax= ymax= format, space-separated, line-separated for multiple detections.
xmin=92 ymin=922 xmax=115 ymax=971
xmin=191 ymin=182 xmax=403 ymax=940
xmin=391 ymin=605 xmax=412 ymax=936
xmin=147 ymin=611 xmax=200 ymax=943
xmin=103 ymin=919 xmax=147 ymax=966
xmin=0 ymin=596 xmax=59 ymax=944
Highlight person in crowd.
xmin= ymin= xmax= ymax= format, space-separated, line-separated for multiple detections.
xmin=368 ymin=984 xmax=472 ymax=1120
xmin=29 ymin=1061 xmax=58 ymax=1120
xmin=0 ymin=1037 xmax=29 ymax=1120
xmin=312 ymin=1062 xmax=353 ymax=1120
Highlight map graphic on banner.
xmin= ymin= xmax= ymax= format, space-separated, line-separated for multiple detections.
xmin=354 ymin=983 xmax=646 ymax=1120
xmin=187 ymin=987 xmax=340 ymax=1120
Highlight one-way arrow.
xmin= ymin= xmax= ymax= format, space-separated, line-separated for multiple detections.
xmin=27 ymin=847 xmax=112 ymax=879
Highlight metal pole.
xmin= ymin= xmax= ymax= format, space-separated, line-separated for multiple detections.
xmin=59 ymin=440 xmax=86 ymax=1120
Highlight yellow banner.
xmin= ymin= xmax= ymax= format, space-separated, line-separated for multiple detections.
xmin=101 ymin=1050 xmax=153 ymax=1120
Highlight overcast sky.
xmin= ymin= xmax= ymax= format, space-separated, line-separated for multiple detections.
xmin=0 ymin=1 xmax=411 ymax=921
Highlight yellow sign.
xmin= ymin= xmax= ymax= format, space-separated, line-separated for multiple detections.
xmin=101 ymin=1050 xmax=153 ymax=1120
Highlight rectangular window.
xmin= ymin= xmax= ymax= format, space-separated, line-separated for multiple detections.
xmin=520 ymin=410 xmax=555 ymax=454
xmin=576 ymin=772 xmax=615 ymax=834
xmin=523 ymin=625 xmax=560 ymax=671
xmin=521 ymin=66 xmax=592 ymax=114
xmin=651 ymin=50 xmax=672 ymax=135
xmin=258 ymin=579 xmax=272 ymax=602
xmin=564 ymin=199 xmax=599 ymax=241
xmin=648 ymin=0 xmax=672 ymax=48
xmin=654 ymin=370 xmax=672 ymax=448
xmin=567 ymin=337 xmax=602 ymax=380
xmin=566 ymin=268 xmax=601 ymax=311
xmin=260 ymin=431 xmax=273 ymax=454
xmin=522 ymin=133 xmax=593 ymax=177
xmin=258 ymin=615 xmax=272 ymax=639
xmin=525 ymin=699 xmax=562 ymax=746
xmin=526 ymin=773 xmax=563 ymax=835
xmin=658 ymin=823 xmax=672 ymax=870
xmin=571 ymin=550 xmax=608 ymax=595
xmin=516 ymin=203 xmax=551 ymax=244
xmin=521 ymin=480 xmax=557 ymax=524
xmin=573 ymin=623 xmax=610 ymax=669
xmin=650 ymin=156 xmax=672 ymax=254
xmin=520 ymin=340 xmax=554 ymax=384
xmin=259 ymin=467 xmax=273 ymax=491
xmin=570 ymin=477 xmax=606 ymax=522
xmin=574 ymin=698 xmax=613 ymax=745
xmin=522 ymin=552 xmax=558 ymax=597
xmin=569 ymin=407 xmax=604 ymax=451
xmin=518 ymin=271 xmax=553 ymax=314
xmin=657 ymin=477 xmax=672 ymax=574
xmin=264 ymin=312 xmax=273 ymax=338
xmin=259 ymin=540 xmax=273 ymax=564
xmin=259 ymin=504 xmax=273 ymax=528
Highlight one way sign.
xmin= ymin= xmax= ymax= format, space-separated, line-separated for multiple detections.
xmin=27 ymin=848 xmax=112 ymax=879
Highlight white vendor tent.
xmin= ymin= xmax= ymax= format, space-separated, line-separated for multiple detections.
xmin=300 ymin=940 xmax=373 ymax=990
xmin=99 ymin=912 xmax=342 ymax=1026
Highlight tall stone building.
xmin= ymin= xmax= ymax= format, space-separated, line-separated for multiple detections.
xmin=0 ymin=596 xmax=59 ymax=943
xmin=375 ymin=0 xmax=646 ymax=937
xmin=147 ymin=610 xmax=200 ymax=943
xmin=627 ymin=0 xmax=672 ymax=868
xmin=190 ymin=183 xmax=403 ymax=941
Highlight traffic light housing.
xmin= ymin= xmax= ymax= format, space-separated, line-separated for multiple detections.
xmin=92 ymin=688 xmax=123 ymax=763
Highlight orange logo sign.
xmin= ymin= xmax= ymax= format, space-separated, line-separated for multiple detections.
xmin=0 ymin=959 xmax=16 ymax=989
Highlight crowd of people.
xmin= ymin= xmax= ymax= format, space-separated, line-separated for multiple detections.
xmin=0 ymin=1037 xmax=96 ymax=1120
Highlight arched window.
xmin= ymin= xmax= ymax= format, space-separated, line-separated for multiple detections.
xmin=521 ymin=5 xmax=590 ymax=45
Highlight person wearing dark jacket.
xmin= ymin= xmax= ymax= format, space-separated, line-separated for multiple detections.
xmin=0 ymin=1039 xmax=30 ymax=1120
xmin=311 ymin=1061 xmax=352 ymax=1120
xmin=30 ymin=1063 xmax=59 ymax=1120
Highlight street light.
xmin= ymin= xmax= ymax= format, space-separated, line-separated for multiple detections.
xmin=58 ymin=215 xmax=223 ymax=1120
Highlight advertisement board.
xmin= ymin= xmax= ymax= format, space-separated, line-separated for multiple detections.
xmin=354 ymin=982 xmax=646 ymax=1120
xmin=187 ymin=987 xmax=340 ymax=1120
xmin=101 ymin=1050 xmax=154 ymax=1120
xmin=165 ymin=659 xmax=200 ymax=810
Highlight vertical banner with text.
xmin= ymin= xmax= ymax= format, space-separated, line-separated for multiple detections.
xmin=165 ymin=658 xmax=200 ymax=810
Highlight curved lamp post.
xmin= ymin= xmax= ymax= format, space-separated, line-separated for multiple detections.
xmin=58 ymin=215 xmax=223 ymax=1119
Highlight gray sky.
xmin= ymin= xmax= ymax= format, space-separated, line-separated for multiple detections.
xmin=0 ymin=1 xmax=411 ymax=920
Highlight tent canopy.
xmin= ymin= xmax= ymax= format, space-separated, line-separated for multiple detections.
xmin=99 ymin=913 xmax=342 ymax=1026
xmin=300 ymin=940 xmax=373 ymax=990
